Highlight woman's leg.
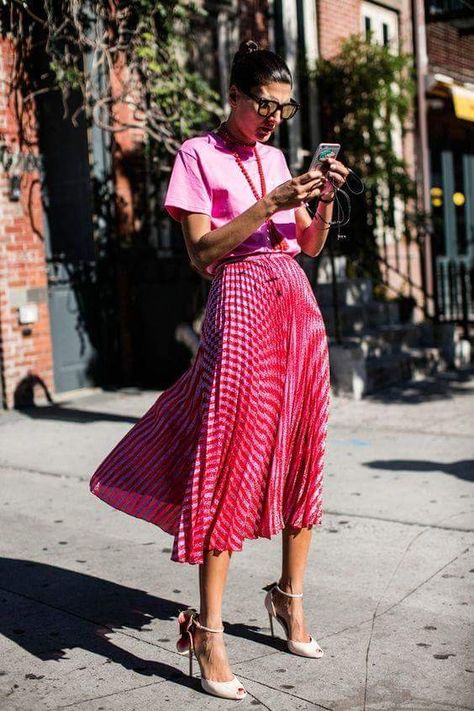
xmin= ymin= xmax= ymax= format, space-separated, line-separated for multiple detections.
xmin=193 ymin=549 xmax=236 ymax=681
xmin=272 ymin=524 xmax=313 ymax=642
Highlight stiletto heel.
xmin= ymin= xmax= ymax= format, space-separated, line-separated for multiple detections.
xmin=268 ymin=610 xmax=275 ymax=637
xmin=176 ymin=608 xmax=247 ymax=699
xmin=263 ymin=581 xmax=324 ymax=658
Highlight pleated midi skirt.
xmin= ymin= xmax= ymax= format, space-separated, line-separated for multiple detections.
xmin=89 ymin=251 xmax=331 ymax=564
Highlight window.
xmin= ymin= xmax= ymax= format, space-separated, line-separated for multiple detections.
xmin=361 ymin=2 xmax=403 ymax=246
xmin=361 ymin=2 xmax=399 ymax=53
xmin=364 ymin=15 xmax=371 ymax=39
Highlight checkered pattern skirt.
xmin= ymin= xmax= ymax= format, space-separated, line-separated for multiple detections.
xmin=89 ymin=252 xmax=331 ymax=564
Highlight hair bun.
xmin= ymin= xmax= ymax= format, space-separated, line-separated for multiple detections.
xmin=239 ymin=40 xmax=259 ymax=53
xmin=233 ymin=39 xmax=260 ymax=62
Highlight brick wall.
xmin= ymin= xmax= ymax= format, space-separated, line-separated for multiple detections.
xmin=317 ymin=0 xmax=360 ymax=58
xmin=316 ymin=0 xmax=424 ymax=312
xmin=0 ymin=39 xmax=54 ymax=409
xmin=427 ymin=22 xmax=474 ymax=84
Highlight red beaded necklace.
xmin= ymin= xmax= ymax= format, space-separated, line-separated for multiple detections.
xmin=215 ymin=122 xmax=288 ymax=251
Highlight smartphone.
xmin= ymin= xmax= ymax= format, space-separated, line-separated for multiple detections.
xmin=309 ymin=143 xmax=341 ymax=172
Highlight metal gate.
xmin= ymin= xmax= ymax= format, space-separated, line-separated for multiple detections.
xmin=431 ymin=149 xmax=474 ymax=337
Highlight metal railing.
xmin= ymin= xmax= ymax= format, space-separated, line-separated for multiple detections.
xmin=435 ymin=257 xmax=473 ymax=338
xmin=322 ymin=241 xmax=473 ymax=344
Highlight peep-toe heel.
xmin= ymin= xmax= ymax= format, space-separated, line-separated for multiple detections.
xmin=176 ymin=608 xmax=247 ymax=700
xmin=263 ymin=581 xmax=324 ymax=658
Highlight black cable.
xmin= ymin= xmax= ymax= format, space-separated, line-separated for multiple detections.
xmin=304 ymin=167 xmax=365 ymax=240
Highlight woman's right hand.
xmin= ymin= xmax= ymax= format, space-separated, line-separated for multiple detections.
xmin=265 ymin=169 xmax=326 ymax=213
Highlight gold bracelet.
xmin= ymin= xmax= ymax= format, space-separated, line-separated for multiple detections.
xmin=314 ymin=211 xmax=331 ymax=229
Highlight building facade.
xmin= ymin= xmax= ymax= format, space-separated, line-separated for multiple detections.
xmin=0 ymin=39 xmax=54 ymax=409
xmin=0 ymin=1 xmax=471 ymax=409
xmin=419 ymin=0 xmax=474 ymax=334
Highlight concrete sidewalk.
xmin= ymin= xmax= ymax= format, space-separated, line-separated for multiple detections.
xmin=0 ymin=369 xmax=473 ymax=710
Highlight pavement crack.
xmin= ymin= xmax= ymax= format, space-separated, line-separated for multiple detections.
xmin=330 ymin=423 xmax=473 ymax=439
xmin=233 ymin=650 xmax=282 ymax=665
xmin=361 ymin=508 xmax=471 ymax=711
xmin=318 ymin=543 xmax=470 ymax=707
xmin=235 ymin=672 xmax=335 ymax=710
xmin=324 ymin=509 xmax=473 ymax=532
xmin=405 ymin=699 xmax=474 ymax=711
xmin=52 ymin=676 xmax=179 ymax=708
xmin=243 ymin=687 xmax=275 ymax=711
xmin=378 ymin=546 xmax=470 ymax=617
xmin=0 ymin=462 xmax=79 ymax=480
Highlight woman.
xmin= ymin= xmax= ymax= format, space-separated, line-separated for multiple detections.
xmin=89 ymin=40 xmax=349 ymax=700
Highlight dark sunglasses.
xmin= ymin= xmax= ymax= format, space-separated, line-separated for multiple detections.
xmin=240 ymin=89 xmax=300 ymax=120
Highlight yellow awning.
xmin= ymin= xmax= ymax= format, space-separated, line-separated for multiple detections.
xmin=428 ymin=75 xmax=474 ymax=122
xmin=451 ymin=85 xmax=474 ymax=122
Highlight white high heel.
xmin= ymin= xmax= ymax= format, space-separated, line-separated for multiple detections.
xmin=264 ymin=582 xmax=324 ymax=658
xmin=176 ymin=608 xmax=247 ymax=700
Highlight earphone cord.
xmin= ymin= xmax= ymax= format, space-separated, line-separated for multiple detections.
xmin=305 ymin=168 xmax=365 ymax=240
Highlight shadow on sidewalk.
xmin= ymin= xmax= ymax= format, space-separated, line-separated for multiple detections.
xmin=364 ymin=367 xmax=473 ymax=405
xmin=10 ymin=377 xmax=152 ymax=425
xmin=364 ymin=459 xmax=474 ymax=482
xmin=12 ymin=405 xmax=140 ymax=426
xmin=1 ymin=557 xmax=279 ymax=684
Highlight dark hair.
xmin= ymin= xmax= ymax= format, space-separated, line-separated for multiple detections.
xmin=229 ymin=40 xmax=292 ymax=93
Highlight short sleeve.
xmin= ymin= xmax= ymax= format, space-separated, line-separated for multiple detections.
xmin=163 ymin=149 xmax=212 ymax=222
xmin=279 ymin=150 xmax=293 ymax=182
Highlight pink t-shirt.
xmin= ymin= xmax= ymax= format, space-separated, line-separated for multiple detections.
xmin=163 ymin=130 xmax=301 ymax=275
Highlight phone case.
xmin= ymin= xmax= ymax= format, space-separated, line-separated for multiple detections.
xmin=309 ymin=143 xmax=341 ymax=171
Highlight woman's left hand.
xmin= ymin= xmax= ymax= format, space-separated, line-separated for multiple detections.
xmin=321 ymin=157 xmax=350 ymax=194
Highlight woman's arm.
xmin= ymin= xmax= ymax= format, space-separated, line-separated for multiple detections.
xmin=181 ymin=198 xmax=276 ymax=274
xmin=295 ymin=196 xmax=335 ymax=257
xmin=180 ymin=170 xmax=324 ymax=273
xmin=296 ymin=157 xmax=349 ymax=257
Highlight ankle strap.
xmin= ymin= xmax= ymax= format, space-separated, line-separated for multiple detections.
xmin=275 ymin=583 xmax=303 ymax=598
xmin=193 ymin=614 xmax=224 ymax=633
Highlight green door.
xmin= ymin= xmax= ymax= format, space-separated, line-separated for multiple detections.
xmin=430 ymin=149 xmax=474 ymax=328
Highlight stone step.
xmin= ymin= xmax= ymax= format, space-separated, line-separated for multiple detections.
xmin=314 ymin=277 xmax=373 ymax=307
xmin=338 ymin=324 xmax=418 ymax=358
xmin=402 ymin=346 xmax=446 ymax=379
xmin=365 ymin=352 xmax=413 ymax=394
xmin=319 ymin=301 xmax=400 ymax=336
xmin=328 ymin=339 xmax=448 ymax=399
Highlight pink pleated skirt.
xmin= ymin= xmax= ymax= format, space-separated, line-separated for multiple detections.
xmin=89 ymin=252 xmax=331 ymax=564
